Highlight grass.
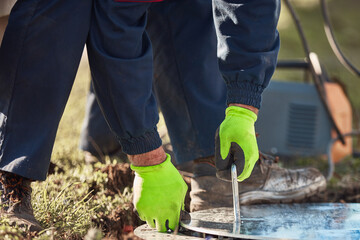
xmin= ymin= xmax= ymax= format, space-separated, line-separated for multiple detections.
xmin=30 ymin=161 xmax=134 ymax=240
xmin=0 ymin=0 xmax=359 ymax=239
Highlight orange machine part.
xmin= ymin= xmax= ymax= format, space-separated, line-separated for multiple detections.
xmin=324 ymin=82 xmax=352 ymax=163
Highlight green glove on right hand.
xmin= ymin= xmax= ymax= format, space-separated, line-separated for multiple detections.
xmin=215 ymin=106 xmax=259 ymax=181
xmin=131 ymin=154 xmax=188 ymax=232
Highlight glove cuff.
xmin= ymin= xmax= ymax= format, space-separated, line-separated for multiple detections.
xmin=225 ymin=106 xmax=257 ymax=122
xmin=130 ymin=153 xmax=171 ymax=173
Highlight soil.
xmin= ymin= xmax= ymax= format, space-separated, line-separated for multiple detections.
xmin=97 ymin=203 xmax=142 ymax=240
xmin=90 ymin=163 xmax=140 ymax=239
xmin=101 ymin=163 xmax=134 ymax=196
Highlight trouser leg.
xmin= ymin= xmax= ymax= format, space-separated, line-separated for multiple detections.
xmin=0 ymin=0 xmax=92 ymax=181
xmin=87 ymin=0 xmax=161 ymax=155
xmin=147 ymin=0 xmax=227 ymax=165
xmin=212 ymin=0 xmax=280 ymax=108
xmin=81 ymin=0 xmax=228 ymax=163
xmin=79 ymin=84 xmax=121 ymax=157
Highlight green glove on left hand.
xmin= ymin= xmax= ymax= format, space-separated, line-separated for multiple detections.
xmin=215 ymin=106 xmax=259 ymax=181
xmin=131 ymin=154 xmax=188 ymax=232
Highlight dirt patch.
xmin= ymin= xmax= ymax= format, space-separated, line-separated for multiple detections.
xmin=92 ymin=163 xmax=144 ymax=239
xmin=97 ymin=203 xmax=143 ymax=240
xmin=101 ymin=163 xmax=134 ymax=196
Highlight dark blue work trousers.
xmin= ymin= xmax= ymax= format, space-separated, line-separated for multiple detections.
xmin=0 ymin=0 xmax=279 ymax=181
xmin=79 ymin=0 xmax=281 ymax=166
xmin=0 ymin=0 xmax=166 ymax=180
xmin=79 ymin=0 xmax=227 ymax=165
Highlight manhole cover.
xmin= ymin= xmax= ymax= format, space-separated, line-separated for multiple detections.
xmin=180 ymin=203 xmax=360 ymax=239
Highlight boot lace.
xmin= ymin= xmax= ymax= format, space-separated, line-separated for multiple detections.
xmin=258 ymin=151 xmax=280 ymax=174
xmin=0 ymin=171 xmax=31 ymax=204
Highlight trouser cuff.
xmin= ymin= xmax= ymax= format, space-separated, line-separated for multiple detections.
xmin=119 ymin=128 xmax=162 ymax=155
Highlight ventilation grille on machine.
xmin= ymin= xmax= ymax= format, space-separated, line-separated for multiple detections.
xmin=286 ymin=103 xmax=317 ymax=150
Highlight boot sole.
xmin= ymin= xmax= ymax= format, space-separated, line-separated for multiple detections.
xmin=239 ymin=178 xmax=327 ymax=205
xmin=4 ymin=212 xmax=43 ymax=232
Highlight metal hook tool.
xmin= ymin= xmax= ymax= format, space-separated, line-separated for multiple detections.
xmin=231 ymin=163 xmax=241 ymax=223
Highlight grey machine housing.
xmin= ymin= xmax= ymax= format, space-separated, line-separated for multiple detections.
xmin=255 ymin=80 xmax=332 ymax=157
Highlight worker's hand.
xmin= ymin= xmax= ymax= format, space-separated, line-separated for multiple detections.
xmin=131 ymin=154 xmax=188 ymax=232
xmin=215 ymin=106 xmax=259 ymax=181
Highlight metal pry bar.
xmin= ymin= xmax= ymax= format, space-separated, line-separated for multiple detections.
xmin=231 ymin=163 xmax=241 ymax=223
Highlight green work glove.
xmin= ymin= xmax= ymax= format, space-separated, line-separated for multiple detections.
xmin=131 ymin=154 xmax=188 ymax=232
xmin=215 ymin=106 xmax=259 ymax=181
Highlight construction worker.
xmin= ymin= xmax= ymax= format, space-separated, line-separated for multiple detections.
xmin=80 ymin=0 xmax=327 ymax=227
xmin=0 ymin=0 xmax=326 ymax=234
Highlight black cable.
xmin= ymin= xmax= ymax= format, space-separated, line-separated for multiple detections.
xmin=320 ymin=0 xmax=360 ymax=77
xmin=282 ymin=0 xmax=311 ymax=56
xmin=282 ymin=0 xmax=346 ymax=145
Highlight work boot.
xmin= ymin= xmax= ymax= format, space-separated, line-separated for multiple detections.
xmin=190 ymin=154 xmax=327 ymax=212
xmin=0 ymin=171 xmax=43 ymax=232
